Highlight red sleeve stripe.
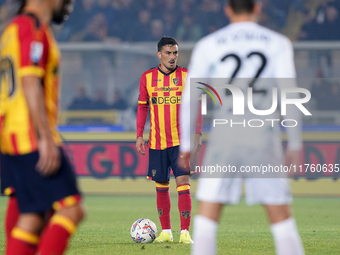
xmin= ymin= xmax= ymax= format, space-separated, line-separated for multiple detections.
xmin=18 ymin=16 xmax=45 ymax=68
xmin=18 ymin=17 xmax=34 ymax=67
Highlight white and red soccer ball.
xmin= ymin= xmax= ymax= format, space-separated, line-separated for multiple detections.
xmin=130 ymin=218 xmax=157 ymax=243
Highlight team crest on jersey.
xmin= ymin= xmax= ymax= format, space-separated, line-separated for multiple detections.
xmin=152 ymin=169 xmax=157 ymax=177
xmin=158 ymin=209 xmax=163 ymax=217
xmin=30 ymin=41 xmax=43 ymax=64
xmin=173 ymin=78 xmax=179 ymax=85
xmin=181 ymin=211 xmax=190 ymax=219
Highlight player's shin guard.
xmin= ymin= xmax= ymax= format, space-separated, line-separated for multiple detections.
xmin=37 ymin=214 xmax=77 ymax=255
xmin=270 ymin=217 xmax=305 ymax=255
xmin=192 ymin=215 xmax=218 ymax=255
xmin=177 ymin=184 xmax=191 ymax=231
xmin=6 ymin=227 xmax=39 ymax=255
xmin=5 ymin=196 xmax=20 ymax=243
xmin=156 ymin=182 xmax=171 ymax=230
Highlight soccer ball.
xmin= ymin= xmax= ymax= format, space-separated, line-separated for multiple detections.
xmin=130 ymin=218 xmax=157 ymax=243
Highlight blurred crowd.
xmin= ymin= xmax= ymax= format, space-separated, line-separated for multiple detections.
xmin=1 ymin=0 xmax=329 ymax=43
xmin=311 ymin=68 xmax=340 ymax=111
xmin=67 ymin=86 xmax=128 ymax=111
xmin=299 ymin=0 xmax=340 ymax=40
xmin=1 ymin=0 xmax=340 ymax=123
xmin=58 ymin=0 xmax=308 ymax=42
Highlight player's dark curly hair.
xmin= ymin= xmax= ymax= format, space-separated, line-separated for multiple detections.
xmin=157 ymin=36 xmax=178 ymax=52
xmin=227 ymin=0 xmax=257 ymax=14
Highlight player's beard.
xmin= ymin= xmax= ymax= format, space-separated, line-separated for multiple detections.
xmin=164 ymin=61 xmax=176 ymax=71
xmin=52 ymin=0 xmax=74 ymax=24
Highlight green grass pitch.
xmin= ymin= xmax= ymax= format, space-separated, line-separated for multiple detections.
xmin=0 ymin=196 xmax=339 ymax=254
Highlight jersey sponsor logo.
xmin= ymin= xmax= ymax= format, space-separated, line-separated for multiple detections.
xmin=30 ymin=41 xmax=43 ymax=64
xmin=181 ymin=210 xmax=190 ymax=219
xmin=154 ymin=87 xmax=179 ymax=92
xmin=151 ymin=96 xmax=181 ymax=105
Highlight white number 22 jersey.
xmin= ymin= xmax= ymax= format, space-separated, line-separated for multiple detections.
xmin=180 ymin=21 xmax=301 ymax=152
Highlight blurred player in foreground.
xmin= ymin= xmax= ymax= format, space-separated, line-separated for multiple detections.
xmin=136 ymin=36 xmax=202 ymax=244
xmin=179 ymin=0 xmax=305 ymax=254
xmin=0 ymin=0 xmax=84 ymax=254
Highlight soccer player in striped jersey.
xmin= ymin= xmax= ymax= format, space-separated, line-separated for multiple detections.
xmin=0 ymin=0 xmax=84 ymax=254
xmin=179 ymin=0 xmax=305 ymax=254
xmin=136 ymin=36 xmax=202 ymax=244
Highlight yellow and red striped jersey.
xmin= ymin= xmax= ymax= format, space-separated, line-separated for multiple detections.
xmin=137 ymin=65 xmax=187 ymax=150
xmin=0 ymin=13 xmax=62 ymax=155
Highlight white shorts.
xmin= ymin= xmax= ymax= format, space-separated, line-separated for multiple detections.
xmin=195 ymin=177 xmax=292 ymax=205
xmin=195 ymin=142 xmax=292 ymax=205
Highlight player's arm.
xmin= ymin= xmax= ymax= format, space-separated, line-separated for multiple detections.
xmin=22 ymin=76 xmax=60 ymax=175
xmin=18 ymin=20 xmax=60 ymax=175
xmin=275 ymin=38 xmax=302 ymax=170
xmin=179 ymin=39 xmax=210 ymax=169
xmin=136 ymin=73 xmax=149 ymax=155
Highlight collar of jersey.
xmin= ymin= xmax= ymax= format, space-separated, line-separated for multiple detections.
xmin=227 ymin=21 xmax=257 ymax=28
xmin=157 ymin=65 xmax=178 ymax=76
xmin=21 ymin=12 xmax=42 ymax=28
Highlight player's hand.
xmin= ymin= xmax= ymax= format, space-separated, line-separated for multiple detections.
xmin=178 ymin=151 xmax=190 ymax=172
xmin=136 ymin=137 xmax=146 ymax=155
xmin=36 ymin=138 xmax=61 ymax=176
xmin=194 ymin=133 xmax=202 ymax=153
xmin=284 ymin=149 xmax=301 ymax=177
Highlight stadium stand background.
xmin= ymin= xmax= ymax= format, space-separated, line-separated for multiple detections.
xmin=1 ymin=0 xmax=340 ymax=195
xmin=2 ymin=0 xmax=339 ymax=43
xmin=2 ymin=0 xmax=340 ymax=117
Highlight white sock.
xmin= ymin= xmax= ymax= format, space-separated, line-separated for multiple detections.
xmin=181 ymin=229 xmax=189 ymax=234
xmin=270 ymin=217 xmax=305 ymax=255
xmin=192 ymin=215 xmax=218 ymax=255
xmin=162 ymin=229 xmax=172 ymax=235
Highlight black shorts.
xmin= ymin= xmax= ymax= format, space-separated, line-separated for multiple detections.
xmin=0 ymin=148 xmax=81 ymax=213
xmin=0 ymin=153 xmax=15 ymax=196
xmin=147 ymin=146 xmax=189 ymax=182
